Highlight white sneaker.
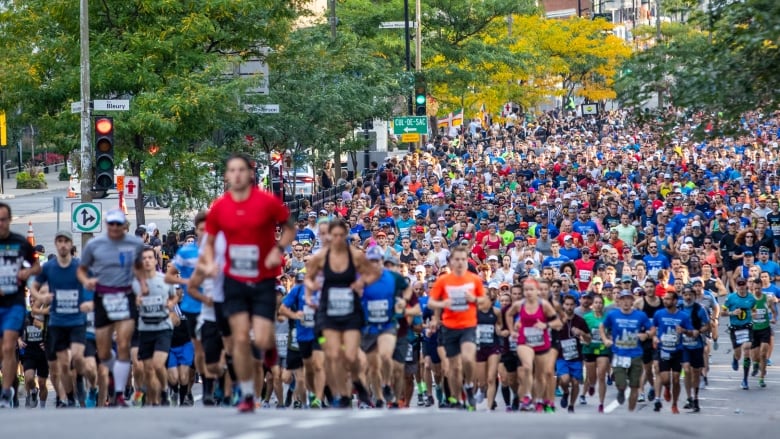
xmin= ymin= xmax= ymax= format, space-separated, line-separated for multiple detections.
xmin=475 ymin=389 xmax=485 ymax=404
xmin=0 ymin=388 xmax=15 ymax=408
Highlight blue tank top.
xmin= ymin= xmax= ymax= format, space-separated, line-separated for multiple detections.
xmin=362 ymin=269 xmax=398 ymax=334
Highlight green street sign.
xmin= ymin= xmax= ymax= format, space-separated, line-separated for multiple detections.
xmin=71 ymin=202 xmax=102 ymax=233
xmin=393 ymin=116 xmax=428 ymax=135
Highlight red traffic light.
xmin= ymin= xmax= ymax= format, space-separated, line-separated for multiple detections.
xmin=95 ymin=118 xmax=113 ymax=135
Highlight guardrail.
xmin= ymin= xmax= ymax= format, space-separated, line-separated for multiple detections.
xmin=284 ymin=183 xmax=348 ymax=219
xmin=3 ymin=162 xmax=66 ymax=178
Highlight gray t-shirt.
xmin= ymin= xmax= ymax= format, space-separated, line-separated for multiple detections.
xmin=133 ymin=272 xmax=174 ymax=332
xmin=81 ymin=234 xmax=144 ymax=288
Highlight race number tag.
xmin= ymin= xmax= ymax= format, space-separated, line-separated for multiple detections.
xmin=477 ymin=324 xmax=495 ymax=345
xmin=405 ymin=343 xmax=415 ymax=362
xmin=366 ymin=299 xmax=390 ymax=323
xmin=140 ymin=295 xmax=166 ymax=324
xmin=26 ymin=325 xmax=44 ymax=343
xmin=101 ymin=294 xmax=131 ymax=321
xmin=290 ymin=328 xmax=299 ymax=350
xmin=523 ymin=327 xmax=545 ymax=348
xmin=55 ymin=289 xmax=79 ymax=314
xmin=561 ymin=338 xmax=579 ymax=360
xmin=86 ymin=312 xmax=95 ymax=335
xmin=734 ymin=329 xmax=750 ymax=345
xmin=228 ymin=244 xmax=259 ymax=278
xmin=661 ymin=332 xmax=678 ymax=350
xmin=0 ymin=260 xmax=20 ymax=295
xmin=590 ymin=327 xmax=602 ymax=343
xmin=302 ymin=305 xmax=316 ymax=328
xmin=682 ymin=334 xmax=698 ymax=347
xmin=446 ymin=286 xmax=469 ymax=312
xmin=275 ymin=333 xmax=289 ymax=355
xmin=612 ymin=355 xmax=632 ymax=368
xmin=326 ymin=287 xmax=354 ymax=317
xmin=509 ymin=336 xmax=518 ymax=351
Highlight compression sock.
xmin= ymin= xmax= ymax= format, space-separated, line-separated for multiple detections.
xmin=442 ymin=378 xmax=451 ymax=400
xmin=217 ymin=373 xmax=226 ymax=395
xmin=501 ymin=385 xmax=511 ymax=405
xmin=203 ymin=378 xmax=215 ymax=398
xmin=179 ymin=384 xmax=186 ymax=405
xmin=239 ymin=381 xmax=254 ymax=398
xmin=743 ymin=358 xmax=750 ymax=381
xmin=225 ymin=355 xmax=238 ymax=382
xmin=324 ymin=386 xmax=334 ymax=405
xmin=113 ymin=361 xmax=131 ymax=394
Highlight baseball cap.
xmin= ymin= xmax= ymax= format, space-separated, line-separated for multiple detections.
xmin=34 ymin=244 xmax=45 ymax=253
xmin=487 ymin=255 xmax=499 ymax=262
xmin=618 ymin=289 xmax=633 ymax=298
xmin=488 ymin=281 xmax=500 ymax=289
xmin=563 ymin=234 xmax=572 ymax=241
xmin=105 ymin=209 xmax=127 ymax=224
xmin=366 ymin=246 xmax=384 ymax=261
xmin=621 ymin=275 xmax=632 ymax=283
xmin=692 ymin=221 xmax=701 ymax=227
xmin=759 ymin=246 xmax=770 ymax=253
xmin=55 ymin=230 xmax=73 ymax=241
xmin=520 ymin=222 xmax=529 ymax=228
xmin=742 ymin=203 xmax=751 ymax=210
xmin=744 ymin=250 xmax=754 ymax=256
xmin=415 ymin=226 xmax=425 ymax=233
xmin=591 ymin=276 xmax=603 ymax=284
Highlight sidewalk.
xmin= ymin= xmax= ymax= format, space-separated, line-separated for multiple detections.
xmin=0 ymin=172 xmax=70 ymax=199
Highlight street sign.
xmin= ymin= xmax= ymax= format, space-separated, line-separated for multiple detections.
xmin=400 ymin=133 xmax=420 ymax=143
xmin=0 ymin=111 xmax=6 ymax=146
xmin=244 ymin=104 xmax=280 ymax=114
xmin=71 ymin=202 xmax=102 ymax=234
xmin=380 ymin=21 xmax=417 ymax=29
xmin=124 ymin=176 xmax=139 ymax=199
xmin=581 ymin=103 xmax=599 ymax=115
xmin=70 ymin=102 xmax=82 ymax=114
xmin=94 ymin=100 xmax=130 ymax=111
xmin=393 ymin=116 xmax=428 ymax=135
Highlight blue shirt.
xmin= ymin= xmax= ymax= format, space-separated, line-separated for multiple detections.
xmin=643 ymin=254 xmax=670 ymax=280
xmin=282 ymin=284 xmax=316 ymax=342
xmin=602 ymin=309 xmax=653 ymax=358
xmin=572 ymin=220 xmax=599 ymax=236
xmin=295 ymin=228 xmax=316 ymax=243
xmin=723 ymin=292 xmax=757 ymax=326
xmin=173 ymin=243 xmax=201 ymax=314
xmin=652 ymin=308 xmax=693 ymax=353
xmin=35 ymin=258 xmax=87 ymax=327
xmin=756 ymin=260 xmax=780 ymax=279
xmin=361 ymin=269 xmax=398 ymax=335
xmin=559 ymin=247 xmax=581 ymax=261
xmin=679 ymin=302 xmax=710 ymax=350
xmin=542 ymin=255 xmax=571 ymax=272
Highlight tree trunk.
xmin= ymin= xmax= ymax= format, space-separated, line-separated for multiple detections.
xmin=132 ymin=133 xmax=145 ymax=226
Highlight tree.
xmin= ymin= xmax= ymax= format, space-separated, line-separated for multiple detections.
xmin=0 ymin=0 xmax=305 ymax=227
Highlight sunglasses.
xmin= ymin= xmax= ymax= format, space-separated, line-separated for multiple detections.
xmin=107 ymin=222 xmax=124 ymax=226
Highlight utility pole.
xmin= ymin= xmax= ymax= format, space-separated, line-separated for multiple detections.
xmin=655 ymin=0 xmax=664 ymax=110
xmin=329 ymin=0 xmax=337 ymax=40
xmin=79 ymin=0 xmax=93 ymax=248
xmin=415 ymin=0 xmax=421 ymax=72
xmin=404 ymin=0 xmax=412 ymax=115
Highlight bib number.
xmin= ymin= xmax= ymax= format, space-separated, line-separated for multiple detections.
xmin=734 ymin=328 xmax=750 ymax=345
xmin=447 ymin=288 xmax=468 ymax=312
xmin=101 ymin=294 xmax=131 ymax=321
xmin=366 ymin=299 xmax=390 ymax=324
xmin=682 ymin=334 xmax=698 ymax=347
xmin=523 ymin=327 xmax=545 ymax=348
xmin=0 ymin=261 xmax=20 ymax=295
xmin=140 ymin=295 xmax=167 ymax=325
xmin=477 ymin=324 xmax=495 ymax=346
xmin=561 ymin=338 xmax=579 ymax=360
xmin=405 ymin=343 xmax=415 ymax=362
xmin=86 ymin=312 xmax=95 ymax=334
xmin=275 ymin=333 xmax=289 ymax=354
xmin=302 ymin=305 xmax=316 ymax=328
xmin=660 ymin=332 xmax=678 ymax=350
xmin=26 ymin=325 xmax=44 ymax=343
xmin=509 ymin=336 xmax=518 ymax=351
xmin=290 ymin=328 xmax=299 ymax=350
xmin=327 ymin=287 xmax=354 ymax=317
xmin=54 ymin=289 xmax=79 ymax=314
xmin=612 ymin=355 xmax=632 ymax=368
xmin=228 ymin=244 xmax=259 ymax=278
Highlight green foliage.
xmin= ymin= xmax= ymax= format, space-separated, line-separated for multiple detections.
xmin=16 ymin=166 xmax=47 ymax=189
xmin=58 ymin=166 xmax=70 ymax=181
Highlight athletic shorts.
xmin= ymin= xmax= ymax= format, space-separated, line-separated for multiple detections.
xmin=476 ymin=345 xmax=501 ymax=362
xmin=682 ymin=348 xmax=705 ymax=369
xmin=131 ymin=329 xmax=140 ymax=349
xmin=0 ymin=305 xmax=25 ymax=333
xmin=287 ymin=349 xmax=303 ymax=370
xmin=94 ymin=292 xmax=138 ymax=329
xmin=658 ymin=350 xmax=683 ymax=373
xmin=223 ymin=277 xmax=276 ymax=321
xmin=199 ymin=321 xmax=224 ymax=365
xmin=612 ymin=356 xmax=643 ymax=389
xmin=440 ymin=326 xmax=476 ymax=358
xmin=138 ymin=330 xmax=173 ymax=361
xmin=21 ymin=349 xmax=49 ymax=378
xmin=423 ymin=336 xmax=440 ymax=364
xmin=214 ymin=302 xmax=231 ymax=337
xmin=583 ymin=352 xmax=611 ymax=363
xmin=753 ymin=327 xmax=773 ymax=346
xmin=47 ymin=325 xmax=87 ymax=354
xmin=729 ymin=325 xmax=753 ymax=349
xmin=393 ymin=335 xmax=411 ymax=364
xmin=642 ymin=339 xmax=655 ymax=364
xmin=85 ymin=339 xmax=97 ymax=359
xmin=501 ymin=352 xmax=519 ymax=373
xmin=361 ymin=327 xmax=397 ymax=354
xmin=299 ymin=340 xmax=321 ymax=360
xmin=556 ymin=359 xmax=584 ymax=382
xmin=183 ymin=312 xmax=200 ymax=340
xmin=167 ymin=342 xmax=194 ymax=369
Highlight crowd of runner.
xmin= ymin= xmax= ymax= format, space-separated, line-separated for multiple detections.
xmin=0 ymin=108 xmax=778 ymax=415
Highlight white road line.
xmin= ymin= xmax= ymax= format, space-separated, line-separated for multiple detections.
xmin=350 ymin=410 xmax=385 ymax=419
xmin=250 ymin=418 xmax=292 ymax=429
xmin=182 ymin=432 xmax=222 ymax=439
xmin=293 ymin=419 xmax=336 ymax=429
xmin=698 ymin=397 xmax=729 ymax=401
xmin=603 ymin=400 xmax=620 ymax=413
xmin=567 ymin=434 xmax=595 ymax=439
xmin=706 ymin=377 xmax=780 ymax=384
xmin=228 ymin=433 xmax=273 ymax=439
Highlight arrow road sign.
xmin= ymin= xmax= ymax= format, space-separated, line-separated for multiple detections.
xmin=124 ymin=176 xmax=139 ymax=199
xmin=71 ymin=202 xmax=102 ymax=234
xmin=393 ymin=116 xmax=428 ymax=136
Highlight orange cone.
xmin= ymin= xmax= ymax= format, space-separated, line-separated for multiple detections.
xmin=27 ymin=221 xmax=35 ymax=247
xmin=67 ymin=177 xmax=79 ymax=198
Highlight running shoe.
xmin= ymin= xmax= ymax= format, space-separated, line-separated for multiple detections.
xmin=555 ymin=387 xmax=563 ymax=397
xmin=692 ymin=399 xmax=700 ymax=413
xmin=310 ymin=398 xmax=322 ymax=409
xmin=262 ymin=401 xmax=271 ymax=409
xmin=425 ymin=395 xmax=434 ymax=407
xmin=560 ymin=393 xmax=569 ymax=409
xmin=654 ymin=400 xmax=662 ymax=412
xmin=520 ymin=396 xmax=533 ymax=411
xmin=237 ymin=396 xmax=255 ymax=413
xmin=56 ymin=399 xmax=67 ymax=408
xmin=588 ymin=385 xmax=595 ymax=396
xmin=637 ymin=393 xmax=646 ymax=403
xmin=113 ymin=393 xmax=129 ymax=408
xmin=647 ymin=388 xmax=655 ymax=402
xmin=567 ymin=406 xmax=574 ymax=413
xmin=465 ymin=387 xmax=477 ymax=409
xmin=703 ymin=376 xmax=708 ymax=387
xmin=741 ymin=379 xmax=749 ymax=390
xmin=683 ymin=398 xmax=693 ymax=410
xmin=607 ymin=374 xmax=613 ymax=386
xmin=712 ymin=339 xmax=718 ymax=350
xmin=752 ymin=363 xmax=759 ymax=377
xmin=759 ymin=378 xmax=766 ymax=388
xmin=132 ymin=390 xmax=145 ymax=407
xmin=663 ymin=386 xmax=671 ymax=402
xmin=417 ymin=393 xmax=425 ymax=406
xmin=293 ymin=400 xmax=303 ymax=409
xmin=30 ymin=388 xmax=39 ymax=408
xmin=0 ymin=388 xmax=14 ymax=409
xmin=535 ymin=402 xmax=544 ymax=413
xmin=202 ymin=395 xmax=217 ymax=406
xmin=382 ymin=385 xmax=395 ymax=406
xmin=579 ymin=395 xmax=587 ymax=405
xmin=85 ymin=388 xmax=98 ymax=408
xmin=617 ymin=388 xmax=626 ymax=405
xmin=732 ymin=357 xmax=739 ymax=371
xmin=543 ymin=401 xmax=555 ymax=413
xmin=768 ymin=359 xmax=773 ymax=366
xmin=671 ymin=404 xmax=679 ymax=414
xmin=598 ymin=404 xmax=604 ymax=413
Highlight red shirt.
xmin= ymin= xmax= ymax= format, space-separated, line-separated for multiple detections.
xmin=574 ymin=258 xmax=595 ymax=291
xmin=206 ymin=188 xmax=290 ymax=282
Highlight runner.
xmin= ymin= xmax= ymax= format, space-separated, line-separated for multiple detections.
xmin=304 ymin=219 xmax=380 ymax=408
xmin=30 ymin=230 xmax=90 ymax=408
xmin=474 ymin=283 xmax=503 ymax=411
xmin=77 ymin=209 xmax=145 ymax=407
xmin=20 ymin=298 xmax=49 ymax=408
xmin=198 ymin=153 xmax=296 ymax=413
xmin=634 ymin=282 xmax=663 ymax=403
xmin=582 ymin=294 xmax=611 ymax=412
xmin=0 ymin=202 xmax=40 ymax=408
xmin=651 ymin=289 xmax=694 ymax=414
xmin=600 ymin=289 xmax=655 ymax=412
xmin=553 ymin=294 xmax=590 ymax=413
xmin=680 ymin=285 xmax=710 ymax=412
xmin=134 ymin=247 xmax=177 ymax=406
xmin=749 ymin=277 xmax=776 ymax=388
xmin=723 ymin=277 xmax=756 ymax=390
xmin=427 ymin=246 xmax=488 ymax=411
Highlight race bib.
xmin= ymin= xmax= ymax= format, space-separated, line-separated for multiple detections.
xmin=509 ymin=336 xmax=518 ymax=351
xmin=326 ymin=287 xmax=354 ymax=317
xmin=366 ymin=299 xmax=390 ymax=324
xmin=275 ymin=333 xmax=289 ymax=354
xmin=140 ymin=295 xmax=166 ymax=324
xmin=290 ymin=328 xmax=299 ymax=350
xmin=405 ymin=343 xmax=415 ymax=362
xmin=477 ymin=324 xmax=495 ymax=346
xmin=660 ymin=349 xmax=671 ymax=360
xmin=523 ymin=327 xmax=545 ymax=348
xmin=734 ymin=328 xmax=750 ymax=345
xmin=86 ymin=312 xmax=95 ymax=335
xmin=612 ymin=355 xmax=632 ymax=368
xmin=561 ymin=338 xmax=579 ymax=360
xmin=101 ymin=294 xmax=131 ymax=321
xmin=0 ymin=261 xmax=20 ymax=295
xmin=661 ymin=332 xmax=678 ymax=350
xmin=26 ymin=325 xmax=44 ymax=343
xmin=302 ymin=305 xmax=316 ymax=328
xmin=590 ymin=327 xmax=602 ymax=343
xmin=579 ymin=270 xmax=592 ymax=283
xmin=682 ymin=334 xmax=698 ymax=347
xmin=446 ymin=286 xmax=469 ymax=312
xmin=228 ymin=244 xmax=259 ymax=278
xmin=754 ymin=308 xmax=768 ymax=324
xmin=54 ymin=289 xmax=79 ymax=314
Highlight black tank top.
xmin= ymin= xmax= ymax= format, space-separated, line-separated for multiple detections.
xmin=320 ymin=248 xmax=360 ymax=322
xmin=399 ymin=249 xmax=415 ymax=264
xmin=642 ymin=297 xmax=663 ymax=319
xmin=476 ymin=307 xmax=498 ymax=348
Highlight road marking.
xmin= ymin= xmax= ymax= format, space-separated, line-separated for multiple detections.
xmin=706 ymin=377 xmax=780 ymax=384
xmin=567 ymin=434 xmax=595 ymax=439
xmin=698 ymin=397 xmax=729 ymax=401
xmin=251 ymin=418 xmax=291 ymax=429
xmin=350 ymin=410 xmax=385 ymax=419
xmin=293 ymin=418 xmax=335 ymax=429
xmin=183 ymin=432 xmax=222 ymax=439
xmin=603 ymin=400 xmax=620 ymax=413
xmin=228 ymin=433 xmax=273 ymax=439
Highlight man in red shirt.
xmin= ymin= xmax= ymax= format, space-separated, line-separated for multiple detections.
xmin=198 ymin=153 xmax=296 ymax=413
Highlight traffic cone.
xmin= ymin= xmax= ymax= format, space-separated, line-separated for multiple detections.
xmin=27 ymin=221 xmax=35 ymax=247
xmin=67 ymin=177 xmax=78 ymax=198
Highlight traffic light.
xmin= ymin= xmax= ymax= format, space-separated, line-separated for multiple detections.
xmin=414 ymin=73 xmax=426 ymax=116
xmin=94 ymin=117 xmax=114 ymax=191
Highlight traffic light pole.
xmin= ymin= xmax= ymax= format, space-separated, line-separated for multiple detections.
xmin=79 ymin=0 xmax=93 ymax=248
xmin=404 ymin=0 xmax=413 ymax=115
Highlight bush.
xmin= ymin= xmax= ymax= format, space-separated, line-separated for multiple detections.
xmin=16 ymin=166 xmax=47 ymax=189
xmin=58 ymin=166 xmax=70 ymax=181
